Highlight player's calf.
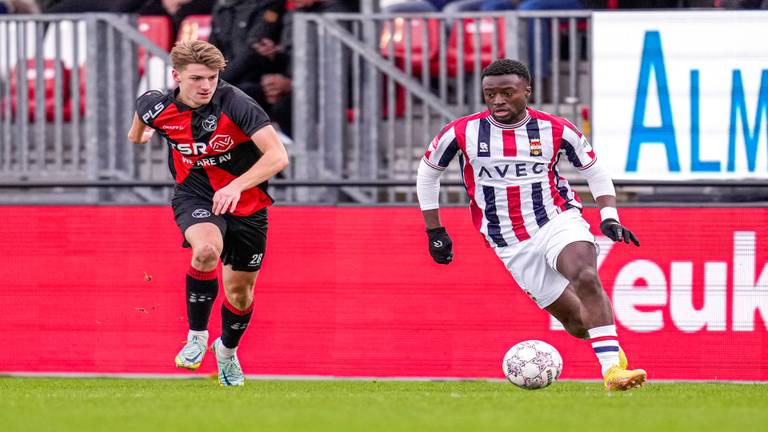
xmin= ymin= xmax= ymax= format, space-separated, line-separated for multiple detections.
xmin=559 ymin=316 xmax=588 ymax=339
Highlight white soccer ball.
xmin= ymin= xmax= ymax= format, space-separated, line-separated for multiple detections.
xmin=502 ymin=340 xmax=563 ymax=390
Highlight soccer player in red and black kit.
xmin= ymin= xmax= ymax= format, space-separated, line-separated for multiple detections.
xmin=127 ymin=40 xmax=289 ymax=386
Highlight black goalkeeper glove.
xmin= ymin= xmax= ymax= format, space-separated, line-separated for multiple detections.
xmin=426 ymin=227 xmax=453 ymax=264
xmin=600 ymin=219 xmax=640 ymax=246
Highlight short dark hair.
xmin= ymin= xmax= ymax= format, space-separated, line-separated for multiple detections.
xmin=481 ymin=59 xmax=530 ymax=84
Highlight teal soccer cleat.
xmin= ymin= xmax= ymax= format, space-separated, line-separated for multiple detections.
xmin=174 ymin=335 xmax=207 ymax=370
xmin=211 ymin=337 xmax=245 ymax=387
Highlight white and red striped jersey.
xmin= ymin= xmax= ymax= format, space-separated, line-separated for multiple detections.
xmin=423 ymin=107 xmax=596 ymax=247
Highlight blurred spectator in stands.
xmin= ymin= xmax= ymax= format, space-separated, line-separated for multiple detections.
xmin=207 ymin=0 xmax=285 ymax=119
xmin=380 ymin=0 xmax=439 ymax=11
xmin=138 ymin=0 xmax=216 ymax=35
xmin=584 ymin=0 xmax=678 ymax=6
xmin=1 ymin=0 xmax=40 ymax=13
xmin=43 ymin=1 xmax=215 ymax=37
xmin=43 ymin=0 xmax=148 ymax=12
xmin=707 ymin=0 xmax=768 ymax=7
xmin=443 ymin=0 xmax=584 ymax=89
xmin=588 ymin=0 xmax=768 ymax=7
xmin=381 ymin=0 xmax=495 ymax=12
xmin=250 ymin=0 xmax=357 ymax=136
xmin=440 ymin=0 xmax=485 ymax=12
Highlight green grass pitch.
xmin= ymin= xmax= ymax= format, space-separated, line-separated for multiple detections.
xmin=1 ymin=378 xmax=767 ymax=432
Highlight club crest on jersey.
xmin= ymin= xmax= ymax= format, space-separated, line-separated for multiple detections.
xmin=202 ymin=115 xmax=218 ymax=132
xmin=529 ymin=139 xmax=542 ymax=157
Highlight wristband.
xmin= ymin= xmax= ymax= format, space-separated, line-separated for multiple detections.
xmin=600 ymin=207 xmax=619 ymax=222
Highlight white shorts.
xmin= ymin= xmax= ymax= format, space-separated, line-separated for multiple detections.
xmin=492 ymin=208 xmax=597 ymax=309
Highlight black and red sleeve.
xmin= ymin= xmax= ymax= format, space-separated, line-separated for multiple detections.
xmin=224 ymin=87 xmax=273 ymax=137
xmin=135 ymin=90 xmax=167 ymax=128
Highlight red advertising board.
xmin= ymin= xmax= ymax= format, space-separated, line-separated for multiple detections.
xmin=0 ymin=206 xmax=766 ymax=380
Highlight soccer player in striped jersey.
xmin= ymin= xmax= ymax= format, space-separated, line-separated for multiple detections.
xmin=416 ymin=59 xmax=645 ymax=391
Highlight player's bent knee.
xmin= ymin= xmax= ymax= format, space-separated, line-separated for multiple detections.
xmin=225 ymin=288 xmax=252 ymax=310
xmin=192 ymin=243 xmax=220 ymax=268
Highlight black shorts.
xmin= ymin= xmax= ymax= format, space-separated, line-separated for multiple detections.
xmin=172 ymin=192 xmax=268 ymax=272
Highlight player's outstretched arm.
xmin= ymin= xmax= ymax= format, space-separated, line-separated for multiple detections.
xmin=562 ymin=126 xmax=640 ymax=247
xmin=127 ymin=113 xmax=155 ymax=144
xmin=212 ymin=124 xmax=289 ymax=215
xmin=417 ymin=159 xmax=453 ymax=264
xmin=580 ymin=159 xmax=640 ymax=247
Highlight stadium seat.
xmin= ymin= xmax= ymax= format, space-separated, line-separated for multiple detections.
xmin=137 ymin=15 xmax=173 ymax=51
xmin=381 ymin=80 xmax=407 ymax=119
xmin=380 ymin=17 xmax=440 ymax=76
xmin=4 ymin=59 xmax=84 ymax=122
xmin=379 ymin=18 xmax=440 ymax=118
xmin=445 ymin=17 xmax=505 ymax=77
xmin=177 ymin=15 xmax=213 ymax=42
xmin=137 ymin=16 xmax=173 ymax=76
xmin=78 ymin=64 xmax=86 ymax=119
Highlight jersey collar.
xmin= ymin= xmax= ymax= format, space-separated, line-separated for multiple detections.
xmin=171 ymin=87 xmax=198 ymax=112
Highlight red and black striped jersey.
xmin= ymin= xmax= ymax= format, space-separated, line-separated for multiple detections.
xmin=424 ymin=107 xmax=596 ymax=247
xmin=136 ymin=80 xmax=273 ymax=216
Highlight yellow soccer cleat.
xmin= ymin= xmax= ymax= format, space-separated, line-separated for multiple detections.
xmin=174 ymin=335 xmax=207 ymax=370
xmin=604 ymin=365 xmax=646 ymax=391
xmin=618 ymin=347 xmax=628 ymax=369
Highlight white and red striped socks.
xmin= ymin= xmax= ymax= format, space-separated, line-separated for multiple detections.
xmin=588 ymin=324 xmax=620 ymax=376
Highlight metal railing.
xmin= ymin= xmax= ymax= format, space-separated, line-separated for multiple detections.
xmin=0 ymin=12 xmax=763 ymax=205
xmin=292 ymin=11 xmax=592 ymax=204
xmin=0 ymin=13 xmax=176 ymax=203
xmin=0 ymin=11 xmax=593 ymax=204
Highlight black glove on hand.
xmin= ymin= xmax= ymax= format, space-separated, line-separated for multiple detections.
xmin=426 ymin=227 xmax=453 ymax=264
xmin=600 ymin=219 xmax=640 ymax=246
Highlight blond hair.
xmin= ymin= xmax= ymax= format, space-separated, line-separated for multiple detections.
xmin=170 ymin=40 xmax=227 ymax=71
